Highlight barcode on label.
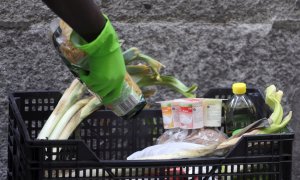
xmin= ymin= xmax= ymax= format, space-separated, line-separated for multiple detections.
xmin=116 ymin=94 xmax=139 ymax=115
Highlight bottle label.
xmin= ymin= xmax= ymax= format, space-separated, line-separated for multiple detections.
xmin=109 ymin=91 xmax=140 ymax=116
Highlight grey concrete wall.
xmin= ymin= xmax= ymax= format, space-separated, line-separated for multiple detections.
xmin=1 ymin=0 xmax=300 ymax=179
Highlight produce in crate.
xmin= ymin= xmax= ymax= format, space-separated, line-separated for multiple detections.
xmin=9 ymin=90 xmax=293 ymax=179
xmin=49 ymin=97 xmax=91 ymax=139
xmin=215 ymin=85 xmax=292 ymax=155
xmin=58 ymin=97 xmax=102 ymax=139
xmin=127 ymin=85 xmax=292 ymax=160
xmin=37 ymin=79 xmax=86 ymax=139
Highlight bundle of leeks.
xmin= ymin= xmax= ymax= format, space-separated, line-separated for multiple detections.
xmin=37 ymin=47 xmax=198 ymax=140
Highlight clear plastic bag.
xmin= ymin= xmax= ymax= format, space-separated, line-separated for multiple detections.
xmin=132 ymin=128 xmax=228 ymax=160
xmin=157 ymin=128 xmax=227 ymax=146
xmin=127 ymin=142 xmax=217 ymax=160
xmin=183 ymin=128 xmax=227 ymax=146
xmin=156 ymin=128 xmax=190 ymax=144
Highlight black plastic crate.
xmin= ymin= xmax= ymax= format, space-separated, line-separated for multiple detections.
xmin=8 ymin=88 xmax=294 ymax=180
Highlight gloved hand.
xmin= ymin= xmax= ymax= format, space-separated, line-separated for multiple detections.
xmin=71 ymin=16 xmax=126 ymax=104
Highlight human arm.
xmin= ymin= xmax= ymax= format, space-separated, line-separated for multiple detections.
xmin=42 ymin=0 xmax=126 ymax=104
xmin=42 ymin=0 xmax=106 ymax=42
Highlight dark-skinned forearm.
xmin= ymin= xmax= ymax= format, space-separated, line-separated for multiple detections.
xmin=42 ymin=0 xmax=106 ymax=42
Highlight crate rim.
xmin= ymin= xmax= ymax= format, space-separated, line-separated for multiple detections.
xmin=31 ymin=154 xmax=287 ymax=167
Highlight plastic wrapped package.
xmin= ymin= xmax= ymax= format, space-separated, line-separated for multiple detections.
xmin=131 ymin=128 xmax=228 ymax=160
xmin=137 ymin=97 xmax=227 ymax=160
xmin=156 ymin=128 xmax=191 ymax=144
xmin=157 ymin=128 xmax=227 ymax=145
xmin=158 ymin=99 xmax=185 ymax=129
xmin=179 ymin=99 xmax=204 ymax=129
xmin=127 ymin=142 xmax=218 ymax=160
xmin=183 ymin=128 xmax=227 ymax=145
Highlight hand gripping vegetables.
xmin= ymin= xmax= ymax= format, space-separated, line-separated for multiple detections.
xmin=38 ymin=22 xmax=198 ymax=139
xmin=71 ymin=16 xmax=126 ymax=105
xmin=53 ymin=17 xmax=146 ymax=119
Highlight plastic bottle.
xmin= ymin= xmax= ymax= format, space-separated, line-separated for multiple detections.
xmin=225 ymin=83 xmax=257 ymax=136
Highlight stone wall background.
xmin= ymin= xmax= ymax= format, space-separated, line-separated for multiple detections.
xmin=1 ymin=0 xmax=300 ymax=179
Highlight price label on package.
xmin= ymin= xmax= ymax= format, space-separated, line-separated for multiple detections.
xmin=203 ymin=99 xmax=223 ymax=127
xmin=192 ymin=103 xmax=204 ymax=128
xmin=160 ymin=102 xmax=174 ymax=129
xmin=179 ymin=99 xmax=204 ymax=129
xmin=158 ymin=98 xmax=222 ymax=130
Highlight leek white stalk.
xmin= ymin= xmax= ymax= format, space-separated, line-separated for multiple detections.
xmin=49 ymin=98 xmax=90 ymax=139
xmin=58 ymin=97 xmax=102 ymax=140
xmin=37 ymin=79 xmax=86 ymax=139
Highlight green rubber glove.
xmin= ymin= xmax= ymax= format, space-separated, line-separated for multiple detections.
xmin=71 ymin=16 xmax=126 ymax=105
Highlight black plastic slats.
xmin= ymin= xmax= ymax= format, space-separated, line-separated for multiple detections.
xmin=8 ymin=89 xmax=294 ymax=180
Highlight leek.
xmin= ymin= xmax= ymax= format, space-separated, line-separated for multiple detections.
xmin=49 ymin=98 xmax=90 ymax=139
xmin=137 ymin=75 xmax=198 ymax=98
xmin=37 ymin=79 xmax=86 ymax=139
xmin=58 ymin=97 xmax=102 ymax=140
